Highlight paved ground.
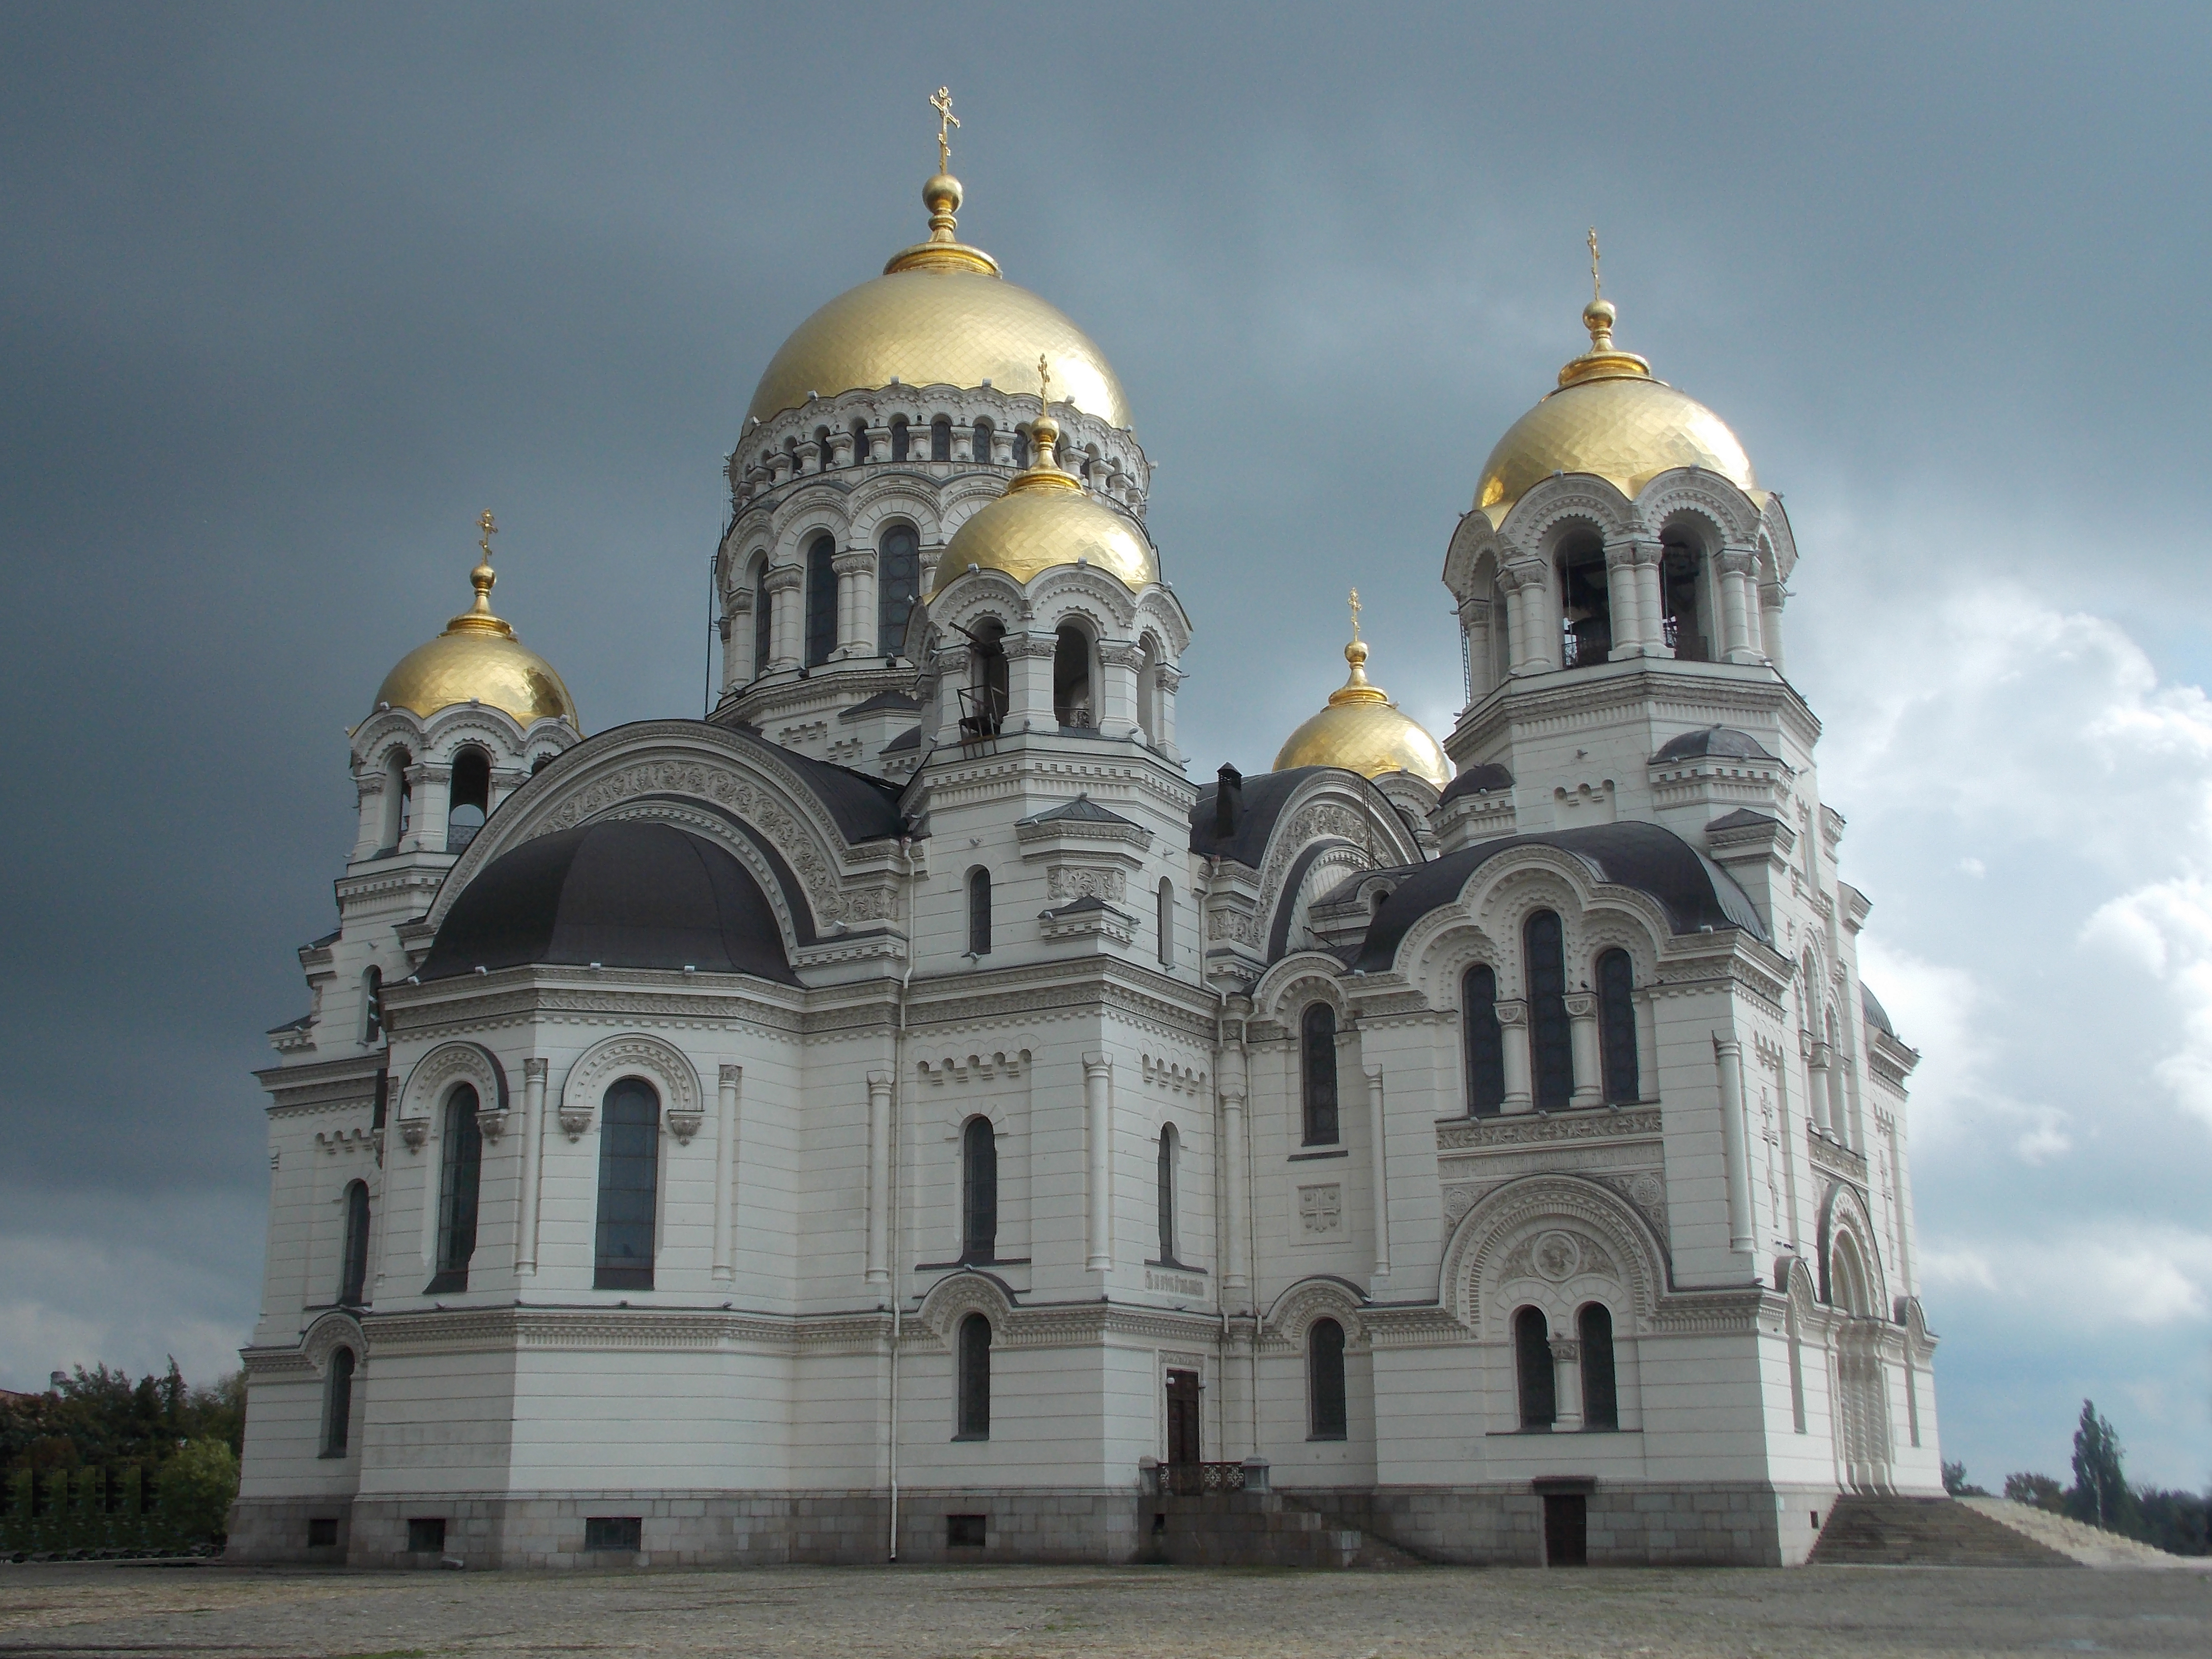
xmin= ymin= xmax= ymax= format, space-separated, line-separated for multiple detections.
xmin=2 ymin=1559 xmax=2209 ymax=1659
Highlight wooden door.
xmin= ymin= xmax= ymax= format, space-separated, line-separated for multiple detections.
xmin=1164 ymin=1369 xmax=1201 ymax=1468
xmin=1543 ymin=1493 xmax=1587 ymax=1565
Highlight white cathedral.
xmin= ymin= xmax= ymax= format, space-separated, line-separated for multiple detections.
xmin=233 ymin=125 xmax=1940 ymax=1570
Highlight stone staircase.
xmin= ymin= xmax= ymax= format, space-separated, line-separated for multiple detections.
xmin=1148 ymin=1491 xmax=1425 ymax=1570
xmin=1808 ymin=1496 xmax=2078 ymax=1567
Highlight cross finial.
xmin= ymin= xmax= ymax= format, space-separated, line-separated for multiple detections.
xmin=478 ymin=509 xmax=498 ymax=560
xmin=931 ymin=87 xmax=960 ymax=174
xmin=1588 ymin=226 xmax=1601 ymax=301
xmin=1037 ymin=353 xmax=1052 ymax=408
xmin=1349 ymin=587 xmax=1362 ymax=642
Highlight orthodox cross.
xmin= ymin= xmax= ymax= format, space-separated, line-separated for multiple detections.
xmin=478 ymin=509 xmax=497 ymax=561
xmin=1349 ymin=587 xmax=1362 ymax=641
xmin=1588 ymin=226 xmax=1602 ymax=301
xmin=1037 ymin=353 xmax=1052 ymax=408
xmin=931 ymin=87 xmax=959 ymax=173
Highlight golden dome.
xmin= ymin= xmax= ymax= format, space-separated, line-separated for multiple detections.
xmin=930 ymin=405 xmax=1156 ymax=597
xmin=1474 ymin=296 xmax=1755 ymax=523
xmin=1273 ymin=614 xmax=1452 ymax=791
xmin=373 ymin=517 xmax=579 ymax=728
xmin=745 ymin=173 xmax=1133 ymax=430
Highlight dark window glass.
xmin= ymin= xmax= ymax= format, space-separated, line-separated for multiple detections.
xmin=805 ymin=534 xmax=838 ymax=668
xmin=371 ymin=1067 xmax=389 ymax=1133
xmin=850 ymin=418 xmax=869 ymax=462
xmin=947 ymin=1513 xmax=986 ymax=1546
xmin=972 ymin=418 xmax=994 ymax=462
xmin=585 ymin=1516 xmax=641 ymax=1551
xmin=594 ymin=1077 xmax=660 ymax=1289
xmin=877 ymin=524 xmax=920 ymax=655
xmin=1578 ymin=1304 xmax=1619 ymax=1430
xmin=1157 ymin=880 xmax=1174 ymax=968
xmin=753 ymin=565 xmax=772 ymax=675
xmin=891 ymin=417 xmax=909 ymax=462
xmin=362 ymin=967 xmax=383 ymax=1044
xmin=966 ymin=623 xmax=1009 ymax=734
xmin=1156 ymin=1128 xmax=1176 ymax=1263
xmin=967 ymin=868 xmax=991 ymax=956
xmin=307 ymin=1517 xmax=338 ymax=1547
xmin=407 ymin=1517 xmax=446 ymax=1553
xmin=930 ymin=416 xmax=952 ymax=462
xmin=961 ymin=1117 xmax=997 ymax=1263
xmin=1308 ymin=1318 xmax=1348 ymax=1440
xmin=428 ymin=1084 xmax=481 ymax=1292
xmin=1011 ymin=430 xmax=1030 ymax=468
xmin=339 ymin=1180 xmax=371 ymax=1307
xmin=321 ymin=1347 xmax=354 ymax=1457
xmin=1052 ymin=624 xmax=1093 ymax=727
xmin=1462 ymin=964 xmax=1505 ymax=1116
xmin=1515 ymin=1307 xmax=1555 ymax=1428
xmin=956 ymin=1313 xmax=991 ymax=1438
xmin=447 ymin=747 xmax=490 ymax=852
xmin=1597 ymin=949 xmax=1638 ymax=1103
xmin=1301 ymin=1003 xmax=1339 ymax=1145
xmin=1525 ymin=911 xmax=1573 ymax=1110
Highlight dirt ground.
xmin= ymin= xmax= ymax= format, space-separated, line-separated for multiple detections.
xmin=1 ymin=1557 xmax=2208 ymax=1659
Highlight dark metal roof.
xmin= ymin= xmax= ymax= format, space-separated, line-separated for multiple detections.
xmin=266 ymin=1013 xmax=313 ymax=1034
xmin=1189 ymin=768 xmax=1353 ymax=865
xmin=1706 ymin=807 xmax=1782 ymax=832
xmin=721 ymin=725 xmax=904 ymax=843
xmin=1019 ymin=794 xmax=1137 ymax=827
xmin=420 ymin=820 xmax=797 ymax=984
xmin=881 ymin=725 xmax=922 ymax=753
xmin=1351 ymin=820 xmax=1769 ymax=972
xmin=1041 ymin=894 xmax=1112 ymax=916
xmin=1653 ymin=726 xmax=1777 ymax=763
xmin=840 ymin=690 xmax=922 ymax=720
xmin=1438 ymin=763 xmax=1514 ymax=805
xmin=1861 ymin=981 xmax=1895 ymax=1037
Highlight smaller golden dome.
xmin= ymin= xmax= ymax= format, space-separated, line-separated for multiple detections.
xmin=373 ymin=515 xmax=579 ymax=728
xmin=1474 ymin=294 xmax=1755 ymax=523
xmin=929 ymin=393 xmax=1155 ymax=597
xmin=1273 ymin=606 xmax=1451 ymax=790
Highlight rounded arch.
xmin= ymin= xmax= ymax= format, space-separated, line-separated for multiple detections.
xmin=915 ymin=1268 xmax=1017 ymax=1349
xmin=1818 ymin=1181 xmax=1887 ymax=1315
xmin=1262 ymin=1274 xmax=1370 ymax=1348
xmin=1440 ymin=1173 xmax=1669 ymax=1338
xmin=301 ymin=1309 xmax=368 ymax=1376
xmin=559 ymin=1033 xmax=701 ymax=1145
xmin=396 ymin=1041 xmax=506 ymax=1144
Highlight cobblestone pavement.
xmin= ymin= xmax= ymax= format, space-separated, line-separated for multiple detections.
xmin=2 ymin=1559 xmax=2209 ymax=1658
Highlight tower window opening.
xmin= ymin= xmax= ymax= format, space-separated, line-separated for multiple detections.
xmin=320 ymin=1347 xmax=355 ymax=1458
xmin=972 ymin=417 xmax=995 ymax=463
xmin=1052 ymin=623 xmax=1095 ymax=728
xmin=805 ymin=533 xmax=838 ymax=668
xmin=447 ymin=746 xmax=491 ymax=852
xmin=1578 ymin=1303 xmax=1619 ymax=1430
xmin=966 ymin=867 xmax=992 ymax=957
xmin=362 ymin=966 xmax=384 ymax=1045
xmin=383 ymin=749 xmax=412 ymax=847
xmin=1661 ymin=541 xmax=1708 ymax=661
xmin=753 ymin=561 xmax=772 ymax=677
xmin=1301 ymin=1003 xmax=1339 ymax=1145
xmin=961 ymin=1115 xmax=997 ymax=1263
xmin=1011 ymin=427 xmax=1030 ymax=469
xmin=1462 ymin=963 xmax=1505 ymax=1117
xmin=1307 ymin=1317 xmax=1348 ymax=1440
xmin=1514 ymin=1306 xmax=1555 ymax=1429
xmin=850 ymin=418 xmax=870 ymax=462
xmin=338 ymin=1179 xmax=371 ymax=1308
xmin=890 ymin=416 xmax=910 ymax=462
xmin=1525 ymin=911 xmax=1573 ymax=1110
xmin=530 ymin=753 xmax=553 ymax=775
xmin=1156 ymin=878 xmax=1174 ymax=968
xmin=1135 ymin=632 xmax=1161 ymax=739
xmin=1596 ymin=948 xmax=1639 ymax=1103
xmin=877 ymin=524 xmax=920 ymax=656
xmin=812 ymin=424 xmax=831 ymax=468
xmin=1556 ymin=531 xmax=1610 ymax=669
xmin=961 ymin=619 xmax=1008 ymax=738
xmin=427 ymin=1083 xmax=481 ymax=1294
xmin=930 ymin=415 xmax=952 ymax=462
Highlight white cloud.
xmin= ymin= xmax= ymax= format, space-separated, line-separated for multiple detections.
xmin=1921 ymin=1225 xmax=2212 ymax=1332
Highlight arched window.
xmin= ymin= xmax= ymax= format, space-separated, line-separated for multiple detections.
xmin=1524 ymin=911 xmax=1572 ymax=1111
xmin=1156 ymin=879 xmax=1174 ymax=968
xmin=594 ymin=1077 xmax=660 ymax=1290
xmin=813 ymin=424 xmax=831 ymax=468
xmin=1135 ymin=636 xmax=1159 ymax=739
xmin=753 ymin=562 xmax=772 ymax=676
xmin=877 ymin=523 xmax=921 ymax=656
xmin=428 ymin=1084 xmax=481 ymax=1293
xmin=966 ymin=868 xmax=992 ymax=957
xmin=963 ymin=618 xmax=1008 ymax=737
xmin=890 ymin=416 xmax=909 ymax=462
xmin=1462 ymin=964 xmax=1505 ymax=1117
xmin=1301 ymin=1003 xmax=1339 ymax=1146
xmin=972 ymin=417 xmax=995 ymax=463
xmin=1307 ymin=1318 xmax=1348 ymax=1440
xmin=961 ymin=1116 xmax=997 ymax=1263
xmin=1011 ymin=427 xmax=1030 ymax=468
xmin=338 ymin=1179 xmax=371 ymax=1308
xmin=930 ymin=415 xmax=952 ymax=462
xmin=1514 ymin=1307 xmax=1555 ymax=1429
xmin=320 ymin=1347 xmax=355 ymax=1458
xmin=849 ymin=418 xmax=869 ymax=463
xmin=1052 ymin=623 xmax=1094 ymax=728
xmin=1556 ymin=527 xmax=1611 ymax=669
xmin=382 ymin=749 xmax=412 ymax=847
xmin=1578 ymin=1304 xmax=1618 ymax=1430
xmin=805 ymin=533 xmax=838 ymax=668
xmin=1155 ymin=1125 xmax=1178 ymax=1263
xmin=1660 ymin=538 xmax=1708 ymax=661
xmin=956 ymin=1312 xmax=991 ymax=1439
xmin=447 ymin=746 xmax=490 ymax=852
xmin=362 ymin=967 xmax=384 ymax=1045
xmin=529 ymin=752 xmax=554 ymax=775
xmin=1596 ymin=949 xmax=1638 ymax=1103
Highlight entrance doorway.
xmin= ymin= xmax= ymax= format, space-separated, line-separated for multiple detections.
xmin=1164 ymin=1369 xmax=1201 ymax=1469
xmin=1543 ymin=1493 xmax=1588 ymax=1565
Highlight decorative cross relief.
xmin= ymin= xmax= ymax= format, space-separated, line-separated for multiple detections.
xmin=1299 ymin=1184 xmax=1343 ymax=1236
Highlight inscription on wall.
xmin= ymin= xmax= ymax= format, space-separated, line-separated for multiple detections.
xmin=1145 ymin=1270 xmax=1208 ymax=1298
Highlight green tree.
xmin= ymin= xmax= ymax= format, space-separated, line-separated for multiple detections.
xmin=2005 ymin=1471 xmax=2066 ymax=1512
xmin=2066 ymin=1399 xmax=2140 ymax=1535
xmin=159 ymin=1438 xmax=239 ymax=1546
xmin=1942 ymin=1460 xmax=1987 ymax=1496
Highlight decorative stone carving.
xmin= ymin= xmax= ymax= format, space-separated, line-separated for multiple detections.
xmin=1048 ymin=866 xmax=1126 ymax=902
xmin=560 ymin=1033 xmax=703 ymax=1146
xmin=666 ymin=1105 xmax=705 ymax=1145
xmin=1298 ymin=1183 xmax=1343 ymax=1237
xmin=400 ymin=1118 xmax=429 ymax=1152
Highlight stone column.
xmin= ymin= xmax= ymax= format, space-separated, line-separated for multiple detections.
xmin=764 ymin=564 xmax=803 ymax=671
xmin=1550 ymin=1338 xmax=1585 ymax=1431
xmin=949 ymin=426 xmax=973 ymax=462
xmin=795 ymin=438 xmax=820 ymax=475
xmin=1715 ymin=1032 xmax=1755 ymax=1254
xmin=1636 ymin=545 xmax=1668 ymax=657
xmin=1603 ymin=540 xmax=1644 ymax=660
xmin=516 ymin=1058 xmax=548 ymax=1275
xmin=1508 ymin=566 xmax=1555 ymax=674
xmin=1006 ymin=633 xmax=1055 ymax=734
xmin=1718 ymin=549 xmax=1759 ymax=662
xmin=1219 ymin=1013 xmax=1251 ymax=1305
xmin=829 ymin=429 xmax=855 ymax=468
xmin=408 ymin=763 xmax=449 ymax=855
xmin=714 ymin=1064 xmax=741 ymax=1282
xmin=1154 ymin=664 xmax=1184 ymax=758
xmin=1084 ymin=1053 xmax=1112 ymax=1272
xmin=1365 ymin=1069 xmax=1390 ymax=1282
xmin=833 ymin=550 xmax=874 ymax=658
xmin=1459 ymin=598 xmax=1493 ymax=696
xmin=865 ymin=1071 xmax=891 ymax=1285
xmin=724 ymin=590 xmax=756 ymax=689
xmin=1098 ymin=640 xmax=1142 ymax=739
xmin=1564 ymin=991 xmax=1603 ymax=1108
xmin=1759 ymin=578 xmax=1788 ymax=672
xmin=1807 ymin=1040 xmax=1835 ymax=1138
xmin=1498 ymin=1000 xmax=1533 ymax=1113
xmin=865 ymin=424 xmax=892 ymax=463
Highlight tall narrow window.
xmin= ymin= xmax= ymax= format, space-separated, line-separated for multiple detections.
xmin=972 ymin=417 xmax=995 ymax=463
xmin=1462 ymin=964 xmax=1505 ymax=1116
xmin=850 ymin=418 xmax=870 ymax=463
xmin=961 ymin=1116 xmax=997 ymax=1263
xmin=890 ymin=416 xmax=909 ymax=462
xmin=966 ymin=868 xmax=992 ymax=956
xmin=1661 ymin=544 xmax=1707 ymax=661
xmin=956 ymin=1313 xmax=991 ymax=1439
xmin=877 ymin=524 xmax=920 ymax=656
xmin=1308 ymin=1318 xmax=1348 ymax=1440
xmin=1301 ymin=1003 xmax=1339 ymax=1145
xmin=1156 ymin=879 xmax=1174 ymax=968
xmin=447 ymin=747 xmax=490 ymax=852
xmin=428 ymin=1084 xmax=481 ymax=1293
xmin=1514 ymin=1307 xmax=1555 ymax=1429
xmin=594 ymin=1078 xmax=660 ymax=1290
xmin=1596 ymin=949 xmax=1638 ymax=1103
xmin=1011 ymin=428 xmax=1030 ymax=468
xmin=1052 ymin=624 xmax=1093 ymax=727
xmin=753 ymin=563 xmax=772 ymax=675
xmin=1155 ymin=1125 xmax=1178 ymax=1263
xmin=805 ymin=533 xmax=838 ymax=668
xmin=964 ymin=620 xmax=1008 ymax=736
xmin=383 ymin=750 xmax=412 ymax=846
xmin=320 ymin=1347 xmax=355 ymax=1458
xmin=1135 ymin=636 xmax=1160 ymax=739
xmin=1578 ymin=1304 xmax=1619 ymax=1430
xmin=1524 ymin=911 xmax=1572 ymax=1110
xmin=362 ymin=967 xmax=383 ymax=1044
xmin=338 ymin=1180 xmax=371 ymax=1308
xmin=930 ymin=415 xmax=952 ymax=461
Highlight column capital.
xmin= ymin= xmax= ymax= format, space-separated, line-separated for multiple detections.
xmin=1547 ymin=1338 xmax=1583 ymax=1363
xmin=1495 ymin=998 xmax=1529 ymax=1028
xmin=1562 ymin=991 xmax=1597 ymax=1019
xmin=831 ymin=550 xmax=873 ymax=577
xmin=524 ymin=1057 xmax=549 ymax=1082
xmin=763 ymin=564 xmax=804 ymax=594
xmin=719 ymin=1062 xmax=742 ymax=1086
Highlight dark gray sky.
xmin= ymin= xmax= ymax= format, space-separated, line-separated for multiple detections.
xmin=5 ymin=2 xmax=2209 ymax=1487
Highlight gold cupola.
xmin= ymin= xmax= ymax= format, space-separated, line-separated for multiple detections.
xmin=930 ymin=365 xmax=1157 ymax=598
xmin=1473 ymin=240 xmax=1756 ymax=524
xmin=1273 ymin=595 xmax=1452 ymax=790
xmin=744 ymin=90 xmax=1133 ymax=431
xmin=372 ymin=513 xmax=579 ymax=728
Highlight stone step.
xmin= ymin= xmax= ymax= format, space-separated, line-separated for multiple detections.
xmin=1808 ymin=1496 xmax=2079 ymax=1567
xmin=1151 ymin=1489 xmax=1425 ymax=1570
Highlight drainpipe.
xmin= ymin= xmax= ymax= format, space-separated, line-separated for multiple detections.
xmin=888 ymin=833 xmax=915 ymax=1561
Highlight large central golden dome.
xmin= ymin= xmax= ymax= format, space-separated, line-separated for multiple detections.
xmin=745 ymin=175 xmax=1133 ymax=431
xmin=1474 ymin=298 xmax=1755 ymax=524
